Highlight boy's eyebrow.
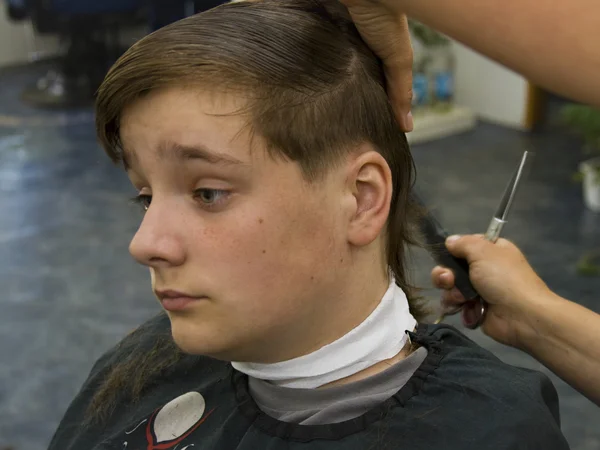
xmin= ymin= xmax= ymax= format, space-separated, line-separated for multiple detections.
xmin=122 ymin=140 xmax=249 ymax=170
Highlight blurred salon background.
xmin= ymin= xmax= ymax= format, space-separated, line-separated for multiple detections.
xmin=0 ymin=1 xmax=598 ymax=449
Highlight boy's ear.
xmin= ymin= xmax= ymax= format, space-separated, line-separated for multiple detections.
xmin=344 ymin=149 xmax=392 ymax=247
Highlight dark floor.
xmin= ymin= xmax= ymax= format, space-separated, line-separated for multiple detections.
xmin=1 ymin=64 xmax=598 ymax=450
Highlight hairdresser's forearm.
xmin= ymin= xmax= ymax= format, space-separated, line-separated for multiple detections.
xmin=397 ymin=0 xmax=600 ymax=108
xmin=519 ymin=292 xmax=600 ymax=406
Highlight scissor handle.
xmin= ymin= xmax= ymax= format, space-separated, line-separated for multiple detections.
xmin=462 ymin=297 xmax=488 ymax=329
xmin=433 ymin=247 xmax=480 ymax=302
xmin=417 ymin=209 xmax=480 ymax=302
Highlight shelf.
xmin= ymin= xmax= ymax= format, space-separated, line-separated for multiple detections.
xmin=407 ymin=105 xmax=477 ymax=145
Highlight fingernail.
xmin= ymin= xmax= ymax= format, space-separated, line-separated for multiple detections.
xmin=439 ymin=272 xmax=450 ymax=283
xmin=446 ymin=234 xmax=461 ymax=243
xmin=405 ymin=111 xmax=414 ymax=131
xmin=451 ymin=287 xmax=463 ymax=302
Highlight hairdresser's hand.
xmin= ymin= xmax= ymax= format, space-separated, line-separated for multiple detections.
xmin=339 ymin=0 xmax=414 ymax=131
xmin=432 ymin=235 xmax=553 ymax=350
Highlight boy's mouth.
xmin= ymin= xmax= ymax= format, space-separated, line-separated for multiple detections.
xmin=155 ymin=289 xmax=207 ymax=312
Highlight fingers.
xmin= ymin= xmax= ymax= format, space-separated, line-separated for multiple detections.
xmin=388 ymin=78 xmax=413 ymax=132
xmin=494 ymin=237 xmax=517 ymax=250
xmin=445 ymin=234 xmax=520 ymax=263
xmin=384 ymin=14 xmax=414 ymax=132
xmin=431 ymin=265 xmax=454 ymax=289
xmin=444 ymin=234 xmax=494 ymax=262
xmin=434 ymin=267 xmax=466 ymax=318
xmin=440 ymin=287 xmax=465 ymax=310
xmin=338 ymin=1 xmax=414 ymax=132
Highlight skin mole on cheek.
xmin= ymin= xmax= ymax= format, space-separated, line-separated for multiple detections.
xmin=262 ymin=250 xmax=267 ymax=254
xmin=258 ymin=218 xmax=264 ymax=224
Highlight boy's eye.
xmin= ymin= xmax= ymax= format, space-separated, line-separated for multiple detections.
xmin=130 ymin=189 xmax=229 ymax=212
xmin=195 ymin=188 xmax=227 ymax=205
xmin=131 ymin=194 xmax=151 ymax=211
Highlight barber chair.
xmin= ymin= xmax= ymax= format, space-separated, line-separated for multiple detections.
xmin=5 ymin=0 xmax=229 ymax=108
xmin=148 ymin=1 xmax=228 ymax=31
xmin=5 ymin=0 xmax=147 ymax=108
xmin=194 ymin=0 xmax=230 ymax=13
xmin=6 ymin=0 xmax=27 ymax=20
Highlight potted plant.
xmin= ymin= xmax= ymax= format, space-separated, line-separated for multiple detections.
xmin=561 ymin=104 xmax=600 ymax=276
xmin=561 ymin=104 xmax=600 ymax=212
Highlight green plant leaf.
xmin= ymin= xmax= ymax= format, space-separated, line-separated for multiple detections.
xmin=576 ymin=251 xmax=600 ymax=277
xmin=561 ymin=104 xmax=600 ymax=155
xmin=572 ymin=171 xmax=584 ymax=183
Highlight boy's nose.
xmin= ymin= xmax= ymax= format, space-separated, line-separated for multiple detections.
xmin=129 ymin=203 xmax=186 ymax=268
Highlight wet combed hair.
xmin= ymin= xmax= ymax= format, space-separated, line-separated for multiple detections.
xmin=89 ymin=0 xmax=426 ymax=423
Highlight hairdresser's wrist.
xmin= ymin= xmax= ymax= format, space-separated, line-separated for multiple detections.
xmin=512 ymin=289 xmax=563 ymax=354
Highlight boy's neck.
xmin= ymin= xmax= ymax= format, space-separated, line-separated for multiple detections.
xmin=319 ymin=338 xmax=415 ymax=388
xmin=231 ymin=271 xmax=417 ymax=389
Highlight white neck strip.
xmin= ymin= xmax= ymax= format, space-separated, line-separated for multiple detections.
xmin=231 ymin=277 xmax=417 ymax=389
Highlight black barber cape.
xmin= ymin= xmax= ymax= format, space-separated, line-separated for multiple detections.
xmin=49 ymin=314 xmax=569 ymax=450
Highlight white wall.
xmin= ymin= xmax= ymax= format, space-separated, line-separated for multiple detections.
xmin=452 ymin=41 xmax=529 ymax=130
xmin=0 ymin=6 xmax=60 ymax=67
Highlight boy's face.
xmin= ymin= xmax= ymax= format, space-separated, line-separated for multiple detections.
xmin=121 ymin=87 xmax=355 ymax=363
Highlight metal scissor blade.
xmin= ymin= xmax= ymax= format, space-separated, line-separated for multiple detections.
xmin=494 ymin=150 xmax=534 ymax=221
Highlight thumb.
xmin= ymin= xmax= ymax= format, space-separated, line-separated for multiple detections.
xmin=383 ymin=14 xmax=414 ymax=132
xmin=387 ymin=66 xmax=414 ymax=132
xmin=445 ymin=234 xmax=490 ymax=263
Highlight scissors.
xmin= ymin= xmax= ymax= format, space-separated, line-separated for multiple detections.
xmin=417 ymin=150 xmax=533 ymax=329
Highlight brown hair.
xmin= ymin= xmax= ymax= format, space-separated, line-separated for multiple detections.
xmin=89 ymin=0 xmax=425 ymax=423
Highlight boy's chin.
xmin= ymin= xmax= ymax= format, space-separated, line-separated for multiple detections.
xmin=168 ymin=317 xmax=240 ymax=361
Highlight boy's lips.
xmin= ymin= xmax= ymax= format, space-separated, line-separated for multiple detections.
xmin=155 ymin=289 xmax=207 ymax=311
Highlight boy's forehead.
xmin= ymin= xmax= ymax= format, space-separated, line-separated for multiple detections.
xmin=118 ymin=88 xmax=260 ymax=171
xmin=120 ymin=140 xmax=251 ymax=172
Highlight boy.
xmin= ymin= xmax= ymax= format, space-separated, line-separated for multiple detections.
xmin=49 ymin=1 xmax=569 ymax=448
